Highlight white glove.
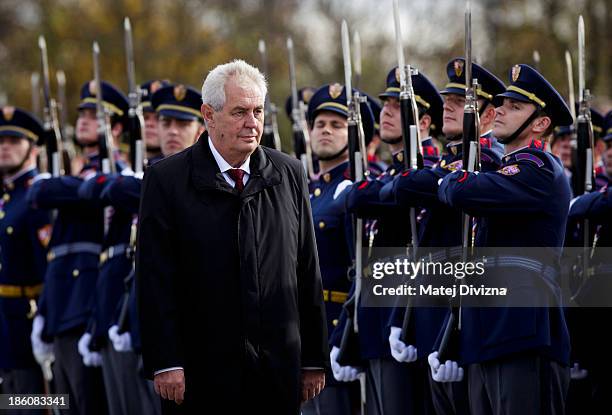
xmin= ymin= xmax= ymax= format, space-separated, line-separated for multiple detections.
xmin=30 ymin=315 xmax=54 ymax=365
xmin=108 ymin=325 xmax=133 ymax=352
xmin=32 ymin=172 xmax=52 ymax=184
xmin=570 ymin=362 xmax=588 ymax=380
xmin=389 ymin=326 xmax=418 ymax=363
xmin=428 ymin=351 xmax=464 ymax=382
xmin=330 ymin=346 xmax=360 ymax=382
xmin=77 ymin=332 xmax=103 ymax=367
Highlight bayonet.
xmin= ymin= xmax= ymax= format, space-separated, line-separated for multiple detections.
xmin=38 ymin=35 xmax=65 ymax=176
xmin=259 ymin=39 xmax=282 ymax=151
xmin=287 ymin=37 xmax=314 ymax=177
xmin=565 ymin=51 xmax=576 ymax=123
xmin=93 ymin=41 xmax=116 ymax=175
xmin=124 ymin=17 xmax=144 ymax=174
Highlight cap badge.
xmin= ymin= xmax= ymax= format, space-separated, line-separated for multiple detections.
xmin=329 ymin=83 xmax=343 ymax=99
xmin=2 ymin=106 xmax=15 ymax=121
xmin=512 ymin=65 xmax=521 ymax=83
xmin=454 ymin=60 xmax=464 ymax=77
xmin=174 ymin=84 xmax=187 ymax=101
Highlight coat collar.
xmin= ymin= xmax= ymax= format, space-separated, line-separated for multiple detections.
xmin=190 ymin=131 xmax=282 ymax=198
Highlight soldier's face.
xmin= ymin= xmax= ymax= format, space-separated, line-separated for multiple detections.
xmin=144 ymin=112 xmax=160 ymax=149
xmin=75 ymin=108 xmax=99 ymax=145
xmin=605 ymin=142 xmax=612 ymax=176
xmin=0 ymin=135 xmax=30 ymax=172
xmin=203 ymin=79 xmax=264 ymax=158
xmin=310 ymin=112 xmax=348 ymax=159
xmin=380 ymin=98 xmax=402 ymax=143
xmin=551 ymin=135 xmax=572 ymax=168
xmin=493 ymin=98 xmax=537 ymax=141
xmin=158 ymin=116 xmax=201 ymax=157
xmin=442 ymin=94 xmax=465 ymax=136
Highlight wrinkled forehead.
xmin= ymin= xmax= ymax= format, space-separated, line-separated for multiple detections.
xmin=224 ymin=77 xmax=264 ymax=107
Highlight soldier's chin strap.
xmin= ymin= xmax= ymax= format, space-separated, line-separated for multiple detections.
xmin=497 ymin=108 xmax=542 ymax=145
xmin=382 ymin=136 xmax=403 ymax=145
xmin=317 ymin=144 xmax=348 ymax=162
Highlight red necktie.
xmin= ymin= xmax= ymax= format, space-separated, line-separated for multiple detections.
xmin=227 ymin=168 xmax=245 ymax=191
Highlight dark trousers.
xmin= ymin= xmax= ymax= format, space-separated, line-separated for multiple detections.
xmin=429 ymin=369 xmax=470 ymax=415
xmin=100 ymin=345 xmax=161 ymax=415
xmin=0 ymin=367 xmax=45 ymax=415
xmin=366 ymin=358 xmax=434 ymax=415
xmin=468 ymin=353 xmax=569 ymax=415
xmin=53 ymin=330 xmax=107 ymax=415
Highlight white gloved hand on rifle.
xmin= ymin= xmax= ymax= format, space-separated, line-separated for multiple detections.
xmin=389 ymin=326 xmax=418 ymax=363
xmin=330 ymin=346 xmax=361 ymax=382
xmin=108 ymin=325 xmax=132 ymax=352
xmin=77 ymin=332 xmax=103 ymax=367
xmin=30 ymin=315 xmax=54 ymax=365
xmin=428 ymin=351 xmax=464 ymax=382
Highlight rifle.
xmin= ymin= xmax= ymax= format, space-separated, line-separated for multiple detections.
xmin=571 ymin=16 xmax=595 ymax=302
xmin=393 ymin=0 xmax=424 ymax=344
xmin=38 ymin=36 xmax=65 ymax=177
xmin=124 ymin=17 xmax=145 ymax=175
xmin=439 ymin=0 xmax=480 ymax=361
xmin=31 ymin=71 xmax=48 ymax=173
xmin=287 ymin=37 xmax=315 ymax=178
xmin=341 ymin=20 xmax=367 ymax=413
xmin=56 ymin=70 xmax=76 ymax=175
xmin=92 ymin=41 xmax=116 ymax=175
xmin=258 ymin=39 xmax=282 ymax=151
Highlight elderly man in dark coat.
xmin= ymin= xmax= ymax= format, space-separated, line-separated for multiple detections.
xmin=136 ymin=59 xmax=329 ymax=414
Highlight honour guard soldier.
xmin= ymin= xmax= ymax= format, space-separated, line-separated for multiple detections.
xmin=28 ymin=80 xmax=129 ymax=414
xmin=0 ymin=107 xmax=51 ymax=404
xmin=433 ymin=64 xmax=573 ymax=415
xmin=551 ymin=125 xmax=574 ymax=185
xmin=84 ymin=84 xmax=202 ymax=415
xmin=300 ymin=83 xmax=374 ymax=415
xmin=565 ymin=110 xmax=612 ymax=414
xmin=437 ymin=58 xmax=507 ymax=157
xmin=387 ymin=59 xmax=505 ymax=415
xmin=330 ymin=67 xmax=443 ymax=415
xmin=151 ymin=84 xmax=205 ymax=157
xmin=140 ymin=80 xmax=171 ymax=167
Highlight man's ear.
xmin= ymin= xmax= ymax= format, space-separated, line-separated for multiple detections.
xmin=201 ymin=104 xmax=215 ymax=128
xmin=419 ymin=114 xmax=432 ymax=131
xmin=532 ymin=115 xmax=552 ymax=134
xmin=111 ymin=122 xmax=123 ymax=139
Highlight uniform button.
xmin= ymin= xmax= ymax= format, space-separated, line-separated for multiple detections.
xmin=323 ymin=173 xmax=331 ymax=183
xmin=313 ymin=188 xmax=322 ymax=197
xmin=2 ymin=194 xmax=9 ymax=202
xmin=6 ymin=183 xmax=14 ymax=191
xmin=0 ymin=211 xmax=4 ymax=219
xmin=72 ymin=269 xmax=80 ymax=278
xmin=397 ymin=152 xmax=404 ymax=163
xmin=318 ymin=221 xmax=326 ymax=229
xmin=332 ymin=319 xmax=339 ymax=327
xmin=6 ymin=226 xmax=13 ymax=235
xmin=389 ymin=169 xmax=396 ymax=176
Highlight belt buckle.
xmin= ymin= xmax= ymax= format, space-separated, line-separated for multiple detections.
xmin=108 ymin=246 xmax=115 ymax=259
xmin=47 ymin=250 xmax=55 ymax=262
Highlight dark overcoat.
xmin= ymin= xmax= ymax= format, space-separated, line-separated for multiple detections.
xmin=137 ymin=132 xmax=329 ymax=414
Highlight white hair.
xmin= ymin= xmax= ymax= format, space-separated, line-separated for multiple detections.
xmin=201 ymin=59 xmax=267 ymax=112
